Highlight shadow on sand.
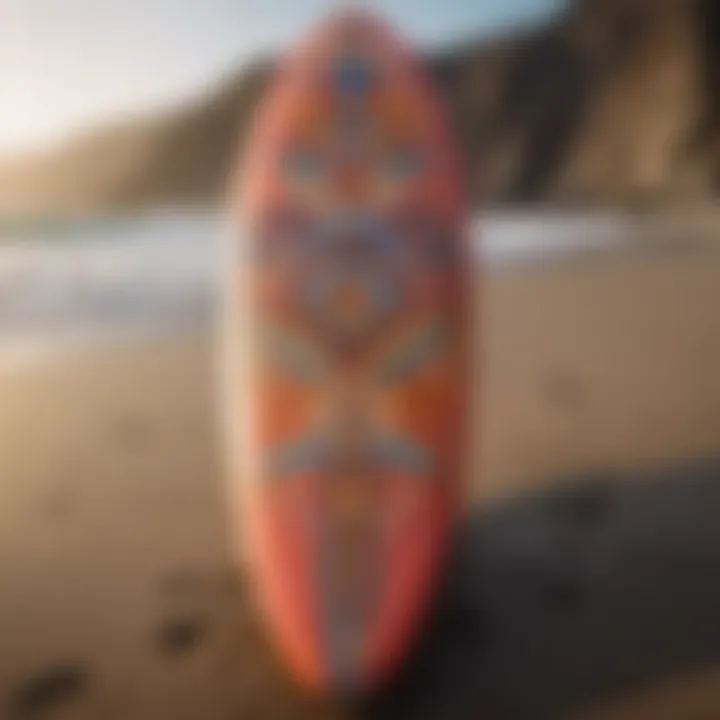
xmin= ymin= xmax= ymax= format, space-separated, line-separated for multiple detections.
xmin=366 ymin=458 xmax=720 ymax=719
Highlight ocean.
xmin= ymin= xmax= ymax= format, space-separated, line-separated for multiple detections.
xmin=0 ymin=211 xmax=631 ymax=368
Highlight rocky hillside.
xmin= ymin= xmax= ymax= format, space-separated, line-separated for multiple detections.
xmin=1 ymin=0 xmax=718 ymax=213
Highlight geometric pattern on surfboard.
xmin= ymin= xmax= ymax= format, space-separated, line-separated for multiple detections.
xmin=245 ymin=14 xmax=465 ymax=688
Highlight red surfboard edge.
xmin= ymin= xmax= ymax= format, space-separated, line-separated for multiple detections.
xmin=224 ymin=8 xmax=476 ymax=695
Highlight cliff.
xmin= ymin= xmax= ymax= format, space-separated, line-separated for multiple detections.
xmin=0 ymin=0 xmax=717 ymax=213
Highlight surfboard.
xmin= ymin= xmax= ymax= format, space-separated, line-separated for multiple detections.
xmin=226 ymin=9 xmax=473 ymax=693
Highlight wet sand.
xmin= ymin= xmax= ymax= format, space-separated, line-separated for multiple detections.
xmin=3 ymin=241 xmax=720 ymax=718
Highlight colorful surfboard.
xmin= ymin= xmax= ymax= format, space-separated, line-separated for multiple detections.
xmin=225 ymin=9 xmax=473 ymax=693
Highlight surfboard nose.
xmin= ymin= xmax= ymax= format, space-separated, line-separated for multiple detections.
xmin=313 ymin=6 xmax=398 ymax=43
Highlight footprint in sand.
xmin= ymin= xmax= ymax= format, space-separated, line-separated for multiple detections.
xmin=9 ymin=663 xmax=89 ymax=718
xmin=156 ymin=616 xmax=207 ymax=656
xmin=155 ymin=569 xmax=219 ymax=657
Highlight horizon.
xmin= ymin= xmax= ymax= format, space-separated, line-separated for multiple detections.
xmin=1 ymin=0 xmax=564 ymax=159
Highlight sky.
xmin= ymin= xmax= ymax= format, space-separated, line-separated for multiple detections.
xmin=0 ymin=0 xmax=564 ymax=156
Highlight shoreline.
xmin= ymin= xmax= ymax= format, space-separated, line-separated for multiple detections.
xmin=0 ymin=235 xmax=712 ymax=376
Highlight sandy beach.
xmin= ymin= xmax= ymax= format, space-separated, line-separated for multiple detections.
xmin=3 ymin=240 xmax=720 ymax=719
